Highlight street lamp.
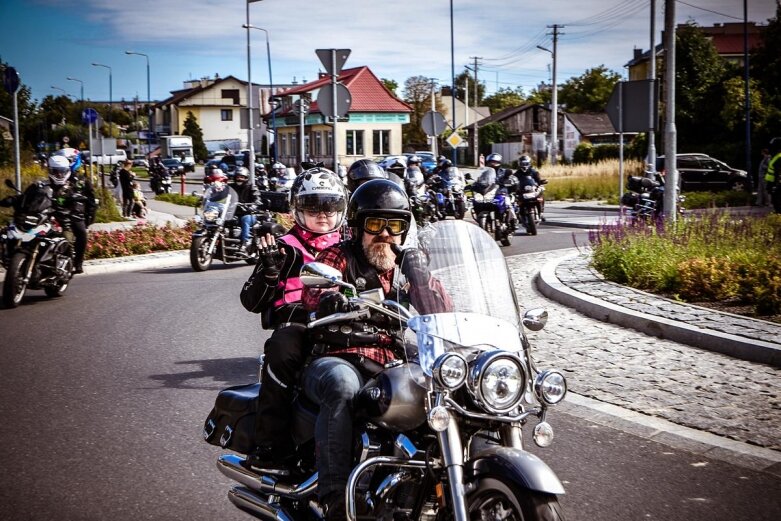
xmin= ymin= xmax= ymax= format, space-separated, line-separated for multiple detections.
xmin=537 ymin=45 xmax=558 ymax=165
xmin=51 ymin=85 xmax=75 ymax=100
xmin=92 ymin=62 xmax=113 ymax=136
xmin=242 ymin=1 xmax=269 ymax=181
xmin=243 ymin=23 xmax=276 ymax=162
xmin=66 ymin=76 xmax=84 ymax=107
xmin=125 ymin=51 xmax=151 ymax=157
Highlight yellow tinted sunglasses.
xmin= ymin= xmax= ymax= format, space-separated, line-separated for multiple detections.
xmin=363 ymin=216 xmax=409 ymax=236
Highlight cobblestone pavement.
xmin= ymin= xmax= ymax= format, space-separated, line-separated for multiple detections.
xmin=505 ymin=248 xmax=781 ymax=453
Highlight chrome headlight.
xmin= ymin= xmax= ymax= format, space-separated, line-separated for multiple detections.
xmin=534 ymin=370 xmax=567 ymax=405
xmin=467 ymin=352 xmax=525 ymax=413
xmin=432 ymin=353 xmax=467 ymax=390
xmin=202 ymin=209 xmax=220 ymax=222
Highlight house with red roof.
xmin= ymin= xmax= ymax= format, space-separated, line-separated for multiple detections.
xmin=271 ymin=66 xmax=412 ymax=169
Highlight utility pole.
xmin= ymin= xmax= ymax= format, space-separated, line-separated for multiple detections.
xmin=663 ymin=0 xmax=678 ymax=221
xmin=468 ymin=56 xmax=481 ymax=166
xmin=547 ymin=24 xmax=563 ymax=165
xmin=743 ymin=0 xmax=751 ymax=179
xmin=646 ymin=0 xmax=657 ymax=178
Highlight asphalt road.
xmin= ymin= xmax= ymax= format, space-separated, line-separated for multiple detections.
xmin=1 ymin=231 xmax=779 ymax=520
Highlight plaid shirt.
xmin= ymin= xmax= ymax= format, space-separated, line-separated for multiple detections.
xmin=303 ymin=244 xmax=453 ymax=366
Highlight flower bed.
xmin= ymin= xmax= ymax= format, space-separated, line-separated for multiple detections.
xmin=85 ymin=223 xmax=193 ymax=259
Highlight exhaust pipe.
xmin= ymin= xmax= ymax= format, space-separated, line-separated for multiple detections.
xmin=228 ymin=486 xmax=294 ymax=521
xmin=217 ymin=454 xmax=317 ymax=499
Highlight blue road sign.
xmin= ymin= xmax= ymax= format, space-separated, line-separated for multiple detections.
xmin=82 ymin=108 xmax=99 ymax=124
xmin=3 ymin=67 xmax=20 ymax=94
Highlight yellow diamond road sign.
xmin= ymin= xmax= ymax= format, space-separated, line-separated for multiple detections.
xmin=446 ymin=133 xmax=463 ymax=148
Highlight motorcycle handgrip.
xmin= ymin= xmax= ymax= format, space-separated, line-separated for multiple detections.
xmin=307 ymin=306 xmax=371 ymax=329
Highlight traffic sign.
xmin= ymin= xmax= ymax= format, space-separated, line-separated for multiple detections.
xmin=446 ymin=132 xmax=464 ymax=148
xmin=317 ymin=83 xmax=351 ymax=118
xmin=316 ymin=49 xmax=351 ymax=76
xmin=82 ymin=108 xmax=99 ymax=124
xmin=2 ymin=67 xmax=20 ymax=94
xmin=422 ymin=111 xmax=447 ymax=136
xmin=605 ymin=80 xmax=658 ymax=133
xmin=292 ymin=98 xmax=310 ymax=117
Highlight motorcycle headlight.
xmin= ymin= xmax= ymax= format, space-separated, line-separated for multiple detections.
xmin=202 ymin=209 xmax=220 ymax=222
xmin=522 ymin=192 xmax=537 ymax=199
xmin=534 ymin=370 xmax=567 ymax=405
xmin=432 ymin=353 xmax=467 ymax=390
xmin=467 ymin=352 xmax=525 ymax=413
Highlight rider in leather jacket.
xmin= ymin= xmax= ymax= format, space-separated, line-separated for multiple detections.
xmin=228 ymin=167 xmax=262 ymax=251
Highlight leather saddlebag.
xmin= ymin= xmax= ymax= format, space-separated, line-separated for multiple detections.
xmin=202 ymin=382 xmax=259 ymax=454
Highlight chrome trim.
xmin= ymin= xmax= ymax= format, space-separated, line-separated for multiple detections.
xmin=227 ymin=486 xmax=294 ymax=521
xmin=394 ymin=434 xmax=419 ymax=459
xmin=466 ymin=351 xmax=526 ymax=414
xmin=375 ymin=471 xmax=414 ymax=502
xmin=346 ymin=456 xmax=430 ymax=521
xmin=217 ymin=454 xmax=317 ymax=499
xmin=444 ymin=397 xmax=541 ymax=423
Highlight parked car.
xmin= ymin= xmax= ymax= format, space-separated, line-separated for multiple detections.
xmin=656 ymin=154 xmax=750 ymax=192
xmin=132 ymin=157 xmax=149 ymax=169
xmin=161 ymin=158 xmax=185 ymax=176
xmin=410 ymin=151 xmax=437 ymax=172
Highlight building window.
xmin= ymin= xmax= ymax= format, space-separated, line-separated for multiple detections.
xmin=373 ymin=130 xmax=390 ymax=156
xmin=221 ymin=109 xmax=233 ymax=121
xmin=221 ymin=89 xmax=240 ymax=105
xmin=280 ymin=134 xmax=287 ymax=157
xmin=346 ymin=130 xmax=364 ymax=156
xmin=326 ymin=131 xmax=333 ymax=156
xmin=314 ymin=131 xmax=323 ymax=156
xmin=291 ymin=134 xmax=297 ymax=157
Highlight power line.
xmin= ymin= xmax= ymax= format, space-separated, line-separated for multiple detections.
xmin=676 ymin=0 xmax=742 ymax=21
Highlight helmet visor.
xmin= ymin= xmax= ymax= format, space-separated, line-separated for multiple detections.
xmin=50 ymin=166 xmax=70 ymax=181
xmin=295 ymin=193 xmax=347 ymax=214
xmin=363 ymin=216 xmax=409 ymax=236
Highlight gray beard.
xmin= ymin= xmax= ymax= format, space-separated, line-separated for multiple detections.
xmin=364 ymin=242 xmax=397 ymax=272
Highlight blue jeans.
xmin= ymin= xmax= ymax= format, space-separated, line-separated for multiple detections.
xmin=303 ymin=356 xmax=365 ymax=499
xmin=239 ymin=214 xmax=256 ymax=242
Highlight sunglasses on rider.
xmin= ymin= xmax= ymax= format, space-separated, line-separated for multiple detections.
xmin=363 ymin=216 xmax=409 ymax=236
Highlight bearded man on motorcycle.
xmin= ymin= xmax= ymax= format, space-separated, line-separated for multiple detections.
xmin=240 ymin=168 xmax=347 ymax=475
xmin=299 ymin=179 xmax=452 ymax=519
xmin=228 ymin=167 xmax=262 ymax=252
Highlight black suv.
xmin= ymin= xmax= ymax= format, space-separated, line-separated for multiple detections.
xmin=656 ymin=154 xmax=750 ymax=192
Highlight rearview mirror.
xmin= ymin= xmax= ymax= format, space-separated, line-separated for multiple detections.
xmin=300 ymin=262 xmax=344 ymax=288
xmin=522 ymin=308 xmax=548 ymax=331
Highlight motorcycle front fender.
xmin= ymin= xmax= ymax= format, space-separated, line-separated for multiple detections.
xmin=466 ymin=446 xmax=565 ymax=495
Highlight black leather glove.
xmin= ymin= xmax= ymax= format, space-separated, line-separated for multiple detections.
xmin=315 ymin=291 xmax=353 ymax=319
xmin=259 ymin=242 xmax=285 ymax=279
xmin=396 ymin=247 xmax=430 ymax=285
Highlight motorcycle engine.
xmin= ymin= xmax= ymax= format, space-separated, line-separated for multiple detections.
xmin=357 ymin=364 xmax=427 ymax=432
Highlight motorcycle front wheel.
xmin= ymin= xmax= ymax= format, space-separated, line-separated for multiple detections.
xmin=190 ymin=236 xmax=214 ymax=271
xmin=455 ymin=198 xmax=466 ymax=219
xmin=525 ymin=210 xmax=538 ymax=236
xmin=467 ymin=478 xmax=565 ymax=521
xmin=3 ymin=252 xmax=30 ymax=308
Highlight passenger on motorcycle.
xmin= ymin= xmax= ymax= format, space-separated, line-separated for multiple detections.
xmin=228 ymin=167 xmax=262 ymax=252
xmin=299 ymin=179 xmax=452 ymax=519
xmin=240 ymin=167 xmax=347 ymax=475
xmin=404 ymin=156 xmax=425 ymax=196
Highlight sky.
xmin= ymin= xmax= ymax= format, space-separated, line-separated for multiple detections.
xmin=0 ymin=0 xmax=776 ymax=106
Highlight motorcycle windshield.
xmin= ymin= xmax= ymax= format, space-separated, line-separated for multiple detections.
xmin=398 ymin=220 xmax=523 ymax=385
xmin=441 ymin=167 xmax=465 ymax=188
xmin=201 ymin=186 xmax=237 ymax=221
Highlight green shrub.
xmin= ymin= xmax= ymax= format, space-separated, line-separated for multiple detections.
xmin=572 ymin=143 xmax=593 ymax=164
xmin=681 ymin=190 xmax=753 ymax=209
xmin=93 ymin=187 xmax=123 ymax=223
xmin=155 ymin=192 xmax=201 ymax=207
xmin=590 ymin=214 xmax=781 ymax=317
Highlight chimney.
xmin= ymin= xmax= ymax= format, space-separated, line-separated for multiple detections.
xmin=634 ymin=48 xmax=643 ymax=60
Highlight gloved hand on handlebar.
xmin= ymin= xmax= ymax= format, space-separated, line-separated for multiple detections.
xmin=315 ymin=291 xmax=355 ymax=319
xmin=395 ymin=247 xmax=431 ymax=286
xmin=258 ymin=233 xmax=285 ymax=279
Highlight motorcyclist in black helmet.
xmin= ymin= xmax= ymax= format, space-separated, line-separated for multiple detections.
xmin=229 ymin=167 xmax=262 ymax=251
xmin=513 ymin=154 xmax=546 ymax=221
xmin=345 ymin=159 xmax=388 ymax=193
xmin=299 ymin=179 xmax=451 ymax=518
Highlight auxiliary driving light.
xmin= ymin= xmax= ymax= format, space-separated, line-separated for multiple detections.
xmin=534 ymin=370 xmax=567 ymax=405
xmin=427 ymin=406 xmax=451 ymax=432
xmin=432 ymin=353 xmax=468 ymax=389
xmin=533 ymin=421 xmax=554 ymax=447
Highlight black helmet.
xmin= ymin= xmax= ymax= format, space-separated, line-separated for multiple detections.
xmin=346 ymin=159 xmax=388 ymax=192
xmin=347 ymin=179 xmax=412 ymax=242
xmin=518 ymin=154 xmax=532 ymax=171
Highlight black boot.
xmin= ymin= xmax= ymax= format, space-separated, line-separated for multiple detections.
xmin=322 ymin=491 xmax=346 ymax=521
xmin=243 ymin=444 xmax=290 ymax=476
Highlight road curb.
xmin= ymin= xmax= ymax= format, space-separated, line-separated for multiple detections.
xmin=560 ymin=392 xmax=781 ymax=477
xmin=536 ymin=252 xmax=781 ymax=367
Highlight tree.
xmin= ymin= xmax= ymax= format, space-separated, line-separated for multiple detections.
xmin=483 ymin=87 xmax=526 ymax=114
xmin=558 ymin=65 xmax=621 ymax=113
xmin=0 ymin=60 xmax=36 ymax=166
xmin=182 ymin=111 xmax=208 ymax=162
xmin=751 ymin=4 xmax=781 ymax=142
xmin=525 ymin=83 xmax=552 ymax=106
xmin=454 ymin=69 xmax=486 ymax=105
xmin=478 ymin=121 xmax=510 ymax=151
xmin=381 ymin=78 xmax=399 ymax=96
xmin=402 ymin=76 xmax=448 ymax=149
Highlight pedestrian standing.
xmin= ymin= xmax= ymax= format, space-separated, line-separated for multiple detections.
xmin=118 ymin=160 xmax=135 ymax=217
xmin=756 ymin=148 xmax=771 ymax=207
